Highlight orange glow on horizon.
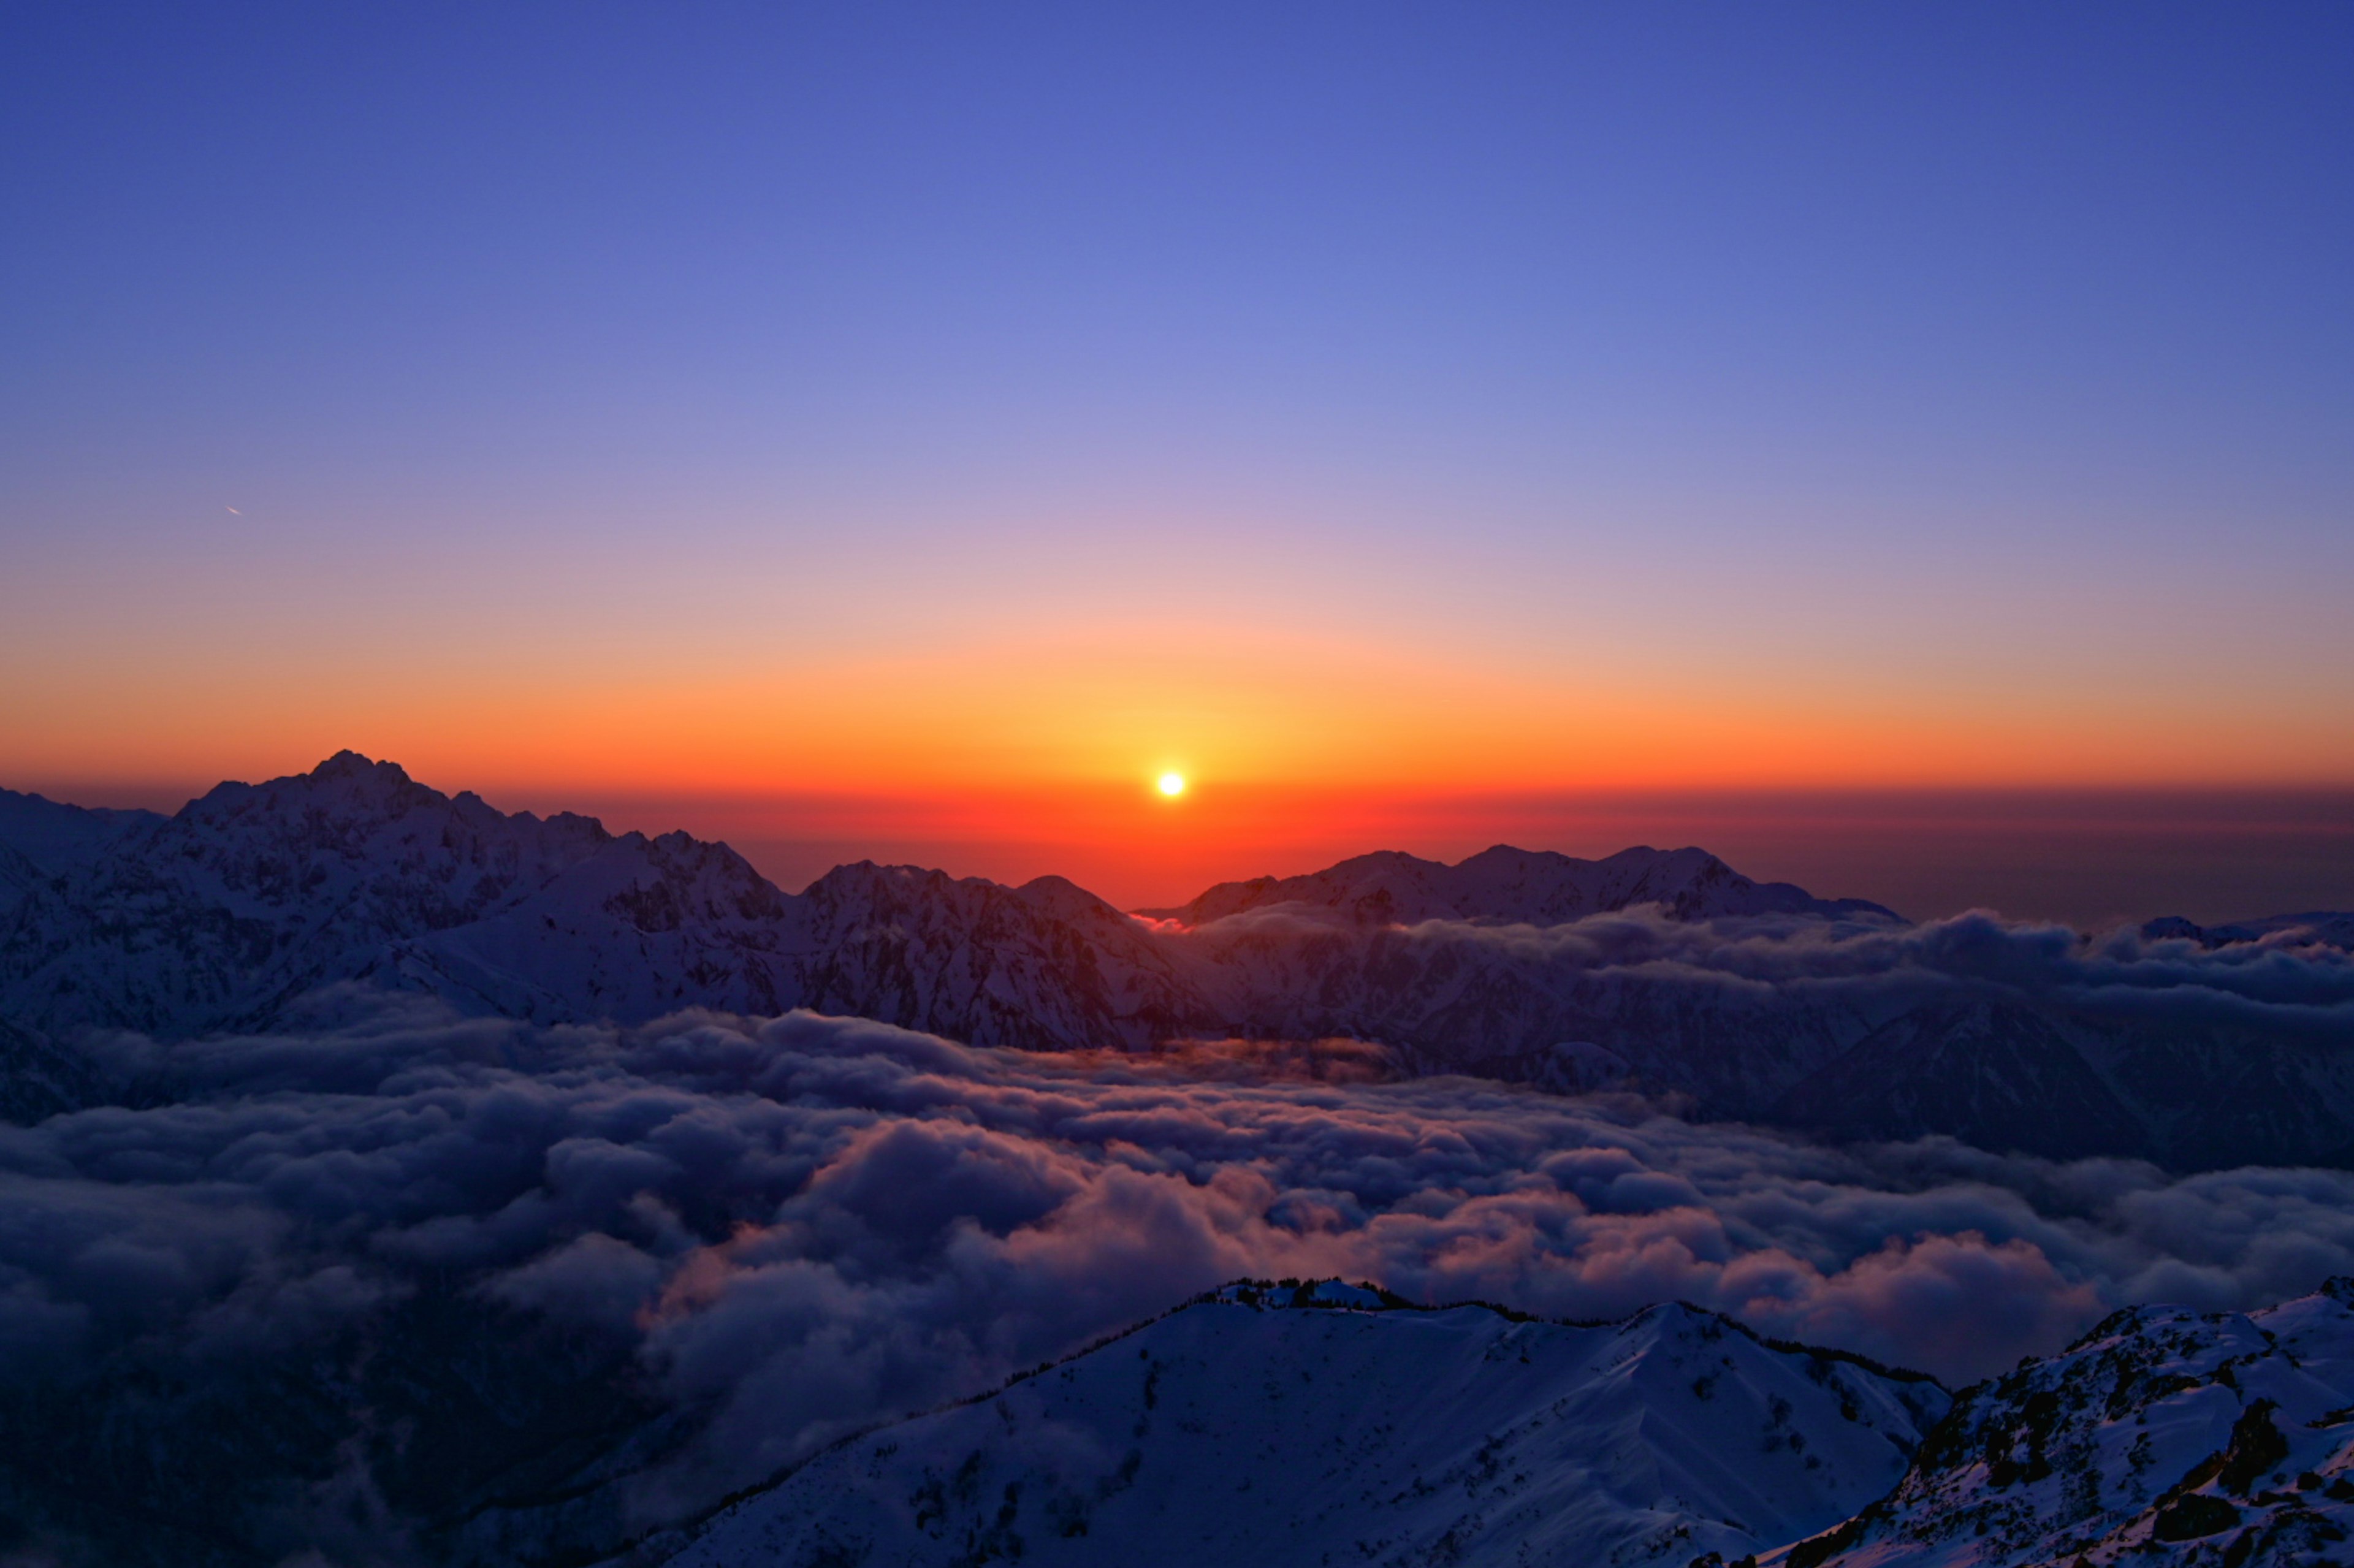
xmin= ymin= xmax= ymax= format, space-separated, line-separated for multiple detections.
xmin=6 ymin=623 xmax=2353 ymax=826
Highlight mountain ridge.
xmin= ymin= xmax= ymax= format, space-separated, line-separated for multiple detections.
xmin=660 ymin=1273 xmax=2354 ymax=1568
xmin=0 ymin=752 xmax=1890 ymax=1048
xmin=1139 ymin=841 xmax=1903 ymax=926
xmin=4 ymin=753 xmax=2352 ymax=1173
xmin=665 ymin=1279 xmax=1953 ymax=1568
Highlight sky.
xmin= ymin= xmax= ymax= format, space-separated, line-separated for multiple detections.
xmin=3 ymin=3 xmax=2351 ymax=916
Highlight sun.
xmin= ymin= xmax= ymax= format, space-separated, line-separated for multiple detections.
xmin=1157 ymin=772 xmax=1186 ymax=797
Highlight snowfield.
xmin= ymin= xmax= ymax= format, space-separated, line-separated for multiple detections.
xmin=670 ymin=1282 xmax=1948 ymax=1568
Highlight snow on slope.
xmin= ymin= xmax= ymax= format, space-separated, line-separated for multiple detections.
xmin=0 ymin=756 xmax=1217 ymax=1048
xmin=395 ymin=827 xmax=814 ymax=1023
xmin=0 ymin=840 xmax=41 ymax=916
xmin=0 ymin=752 xmax=616 ymax=1033
xmin=795 ymin=864 xmax=1205 ymax=1051
xmin=0 ymin=789 xmax=164 ymax=918
xmin=0 ymin=786 xmax=164 ymax=877
xmin=669 ymin=1281 xmax=1949 ymax=1568
xmin=1151 ymin=844 xmax=1902 ymax=927
xmin=1794 ymin=1279 xmax=2354 ymax=1567
xmin=9 ymin=753 xmax=2352 ymax=1173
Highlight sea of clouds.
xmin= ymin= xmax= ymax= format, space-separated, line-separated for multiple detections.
xmin=1183 ymin=902 xmax=2354 ymax=1037
xmin=7 ymin=992 xmax=2354 ymax=1540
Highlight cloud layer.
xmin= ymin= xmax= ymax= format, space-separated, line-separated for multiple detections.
xmin=10 ymin=995 xmax=2354 ymax=1553
xmin=1192 ymin=900 xmax=2354 ymax=1035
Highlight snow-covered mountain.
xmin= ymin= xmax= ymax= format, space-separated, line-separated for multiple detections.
xmin=6 ymin=753 xmax=2352 ymax=1171
xmin=1792 ymin=1277 xmax=2354 ymax=1567
xmin=0 ymin=752 xmax=624 ymax=1033
xmin=791 ymin=862 xmax=1204 ymax=1050
xmin=0 ymin=786 xmax=164 ymax=878
xmin=0 ymin=755 xmax=1211 ymax=1048
xmin=668 ymin=1281 xmax=1951 ymax=1568
xmin=0 ymin=840 xmax=40 ymax=915
xmin=659 ymin=1275 xmax=2354 ymax=1568
xmin=1145 ymin=843 xmax=1902 ymax=927
xmin=0 ymin=786 xmax=164 ymax=916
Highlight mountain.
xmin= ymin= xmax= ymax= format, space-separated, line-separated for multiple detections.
xmin=0 ymin=840 xmax=40 ymax=915
xmin=6 ymin=754 xmax=1897 ymax=1060
xmin=1145 ymin=843 xmax=1902 ymax=926
xmin=666 ymin=1281 xmax=1951 ymax=1568
xmin=0 ymin=786 xmax=165 ymax=877
xmin=0 ymin=752 xmax=622 ymax=1034
xmin=0 ymin=754 xmax=1221 ymax=1048
xmin=0 ymin=1013 xmax=100 ymax=1122
xmin=6 ymin=753 xmax=2352 ymax=1172
xmin=1770 ymin=998 xmax=2151 ymax=1161
xmin=0 ymin=787 xmax=166 ymax=918
xmin=1794 ymin=1277 xmax=2354 ymax=1567
xmin=2143 ymin=913 xmax=2354 ymax=951
xmin=390 ymin=825 xmax=812 ymax=1023
xmin=792 ymin=863 xmax=1205 ymax=1051
xmin=669 ymin=1275 xmax=2354 ymax=1568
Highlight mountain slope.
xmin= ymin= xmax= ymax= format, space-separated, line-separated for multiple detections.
xmin=1794 ymin=1279 xmax=2354 ymax=1567
xmin=0 ymin=752 xmax=618 ymax=1034
xmin=1772 ymin=999 xmax=2152 ymax=1160
xmin=0 ymin=840 xmax=41 ymax=917
xmin=794 ymin=864 xmax=1208 ymax=1051
xmin=0 ymin=756 xmax=1222 ymax=1050
xmin=1151 ymin=843 xmax=1902 ymax=927
xmin=670 ymin=1281 xmax=1949 ymax=1568
xmin=392 ymin=827 xmax=815 ymax=1023
xmin=0 ymin=786 xmax=165 ymax=877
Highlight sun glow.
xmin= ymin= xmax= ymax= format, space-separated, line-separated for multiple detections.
xmin=1157 ymin=772 xmax=1187 ymax=797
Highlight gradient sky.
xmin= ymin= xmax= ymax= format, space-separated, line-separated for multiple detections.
xmin=4 ymin=4 xmax=2352 ymax=915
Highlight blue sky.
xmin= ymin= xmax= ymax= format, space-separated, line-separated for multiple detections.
xmin=2 ymin=3 xmax=2351 ymax=912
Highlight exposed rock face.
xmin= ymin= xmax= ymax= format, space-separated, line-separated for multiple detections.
xmin=668 ymin=1282 xmax=1950 ymax=1568
xmin=795 ymin=863 xmax=1203 ymax=1051
xmin=1796 ymin=1279 xmax=2354 ymax=1567
xmin=394 ymin=825 xmax=812 ymax=1023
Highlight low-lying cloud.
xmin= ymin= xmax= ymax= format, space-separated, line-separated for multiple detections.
xmin=12 ymin=995 xmax=2354 ymax=1551
xmin=1186 ymin=900 xmax=2354 ymax=1032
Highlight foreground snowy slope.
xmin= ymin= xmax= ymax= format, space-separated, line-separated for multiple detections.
xmin=668 ymin=1281 xmax=1949 ymax=1568
xmin=660 ymin=1278 xmax=2354 ymax=1568
xmin=1795 ymin=1279 xmax=2354 ymax=1567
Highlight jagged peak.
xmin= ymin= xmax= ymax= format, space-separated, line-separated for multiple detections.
xmin=310 ymin=748 xmax=402 ymax=780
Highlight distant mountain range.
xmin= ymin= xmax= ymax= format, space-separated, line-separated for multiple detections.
xmin=667 ymin=1274 xmax=2354 ymax=1568
xmin=1137 ymin=842 xmax=1900 ymax=926
xmin=4 ymin=752 xmax=2352 ymax=1170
